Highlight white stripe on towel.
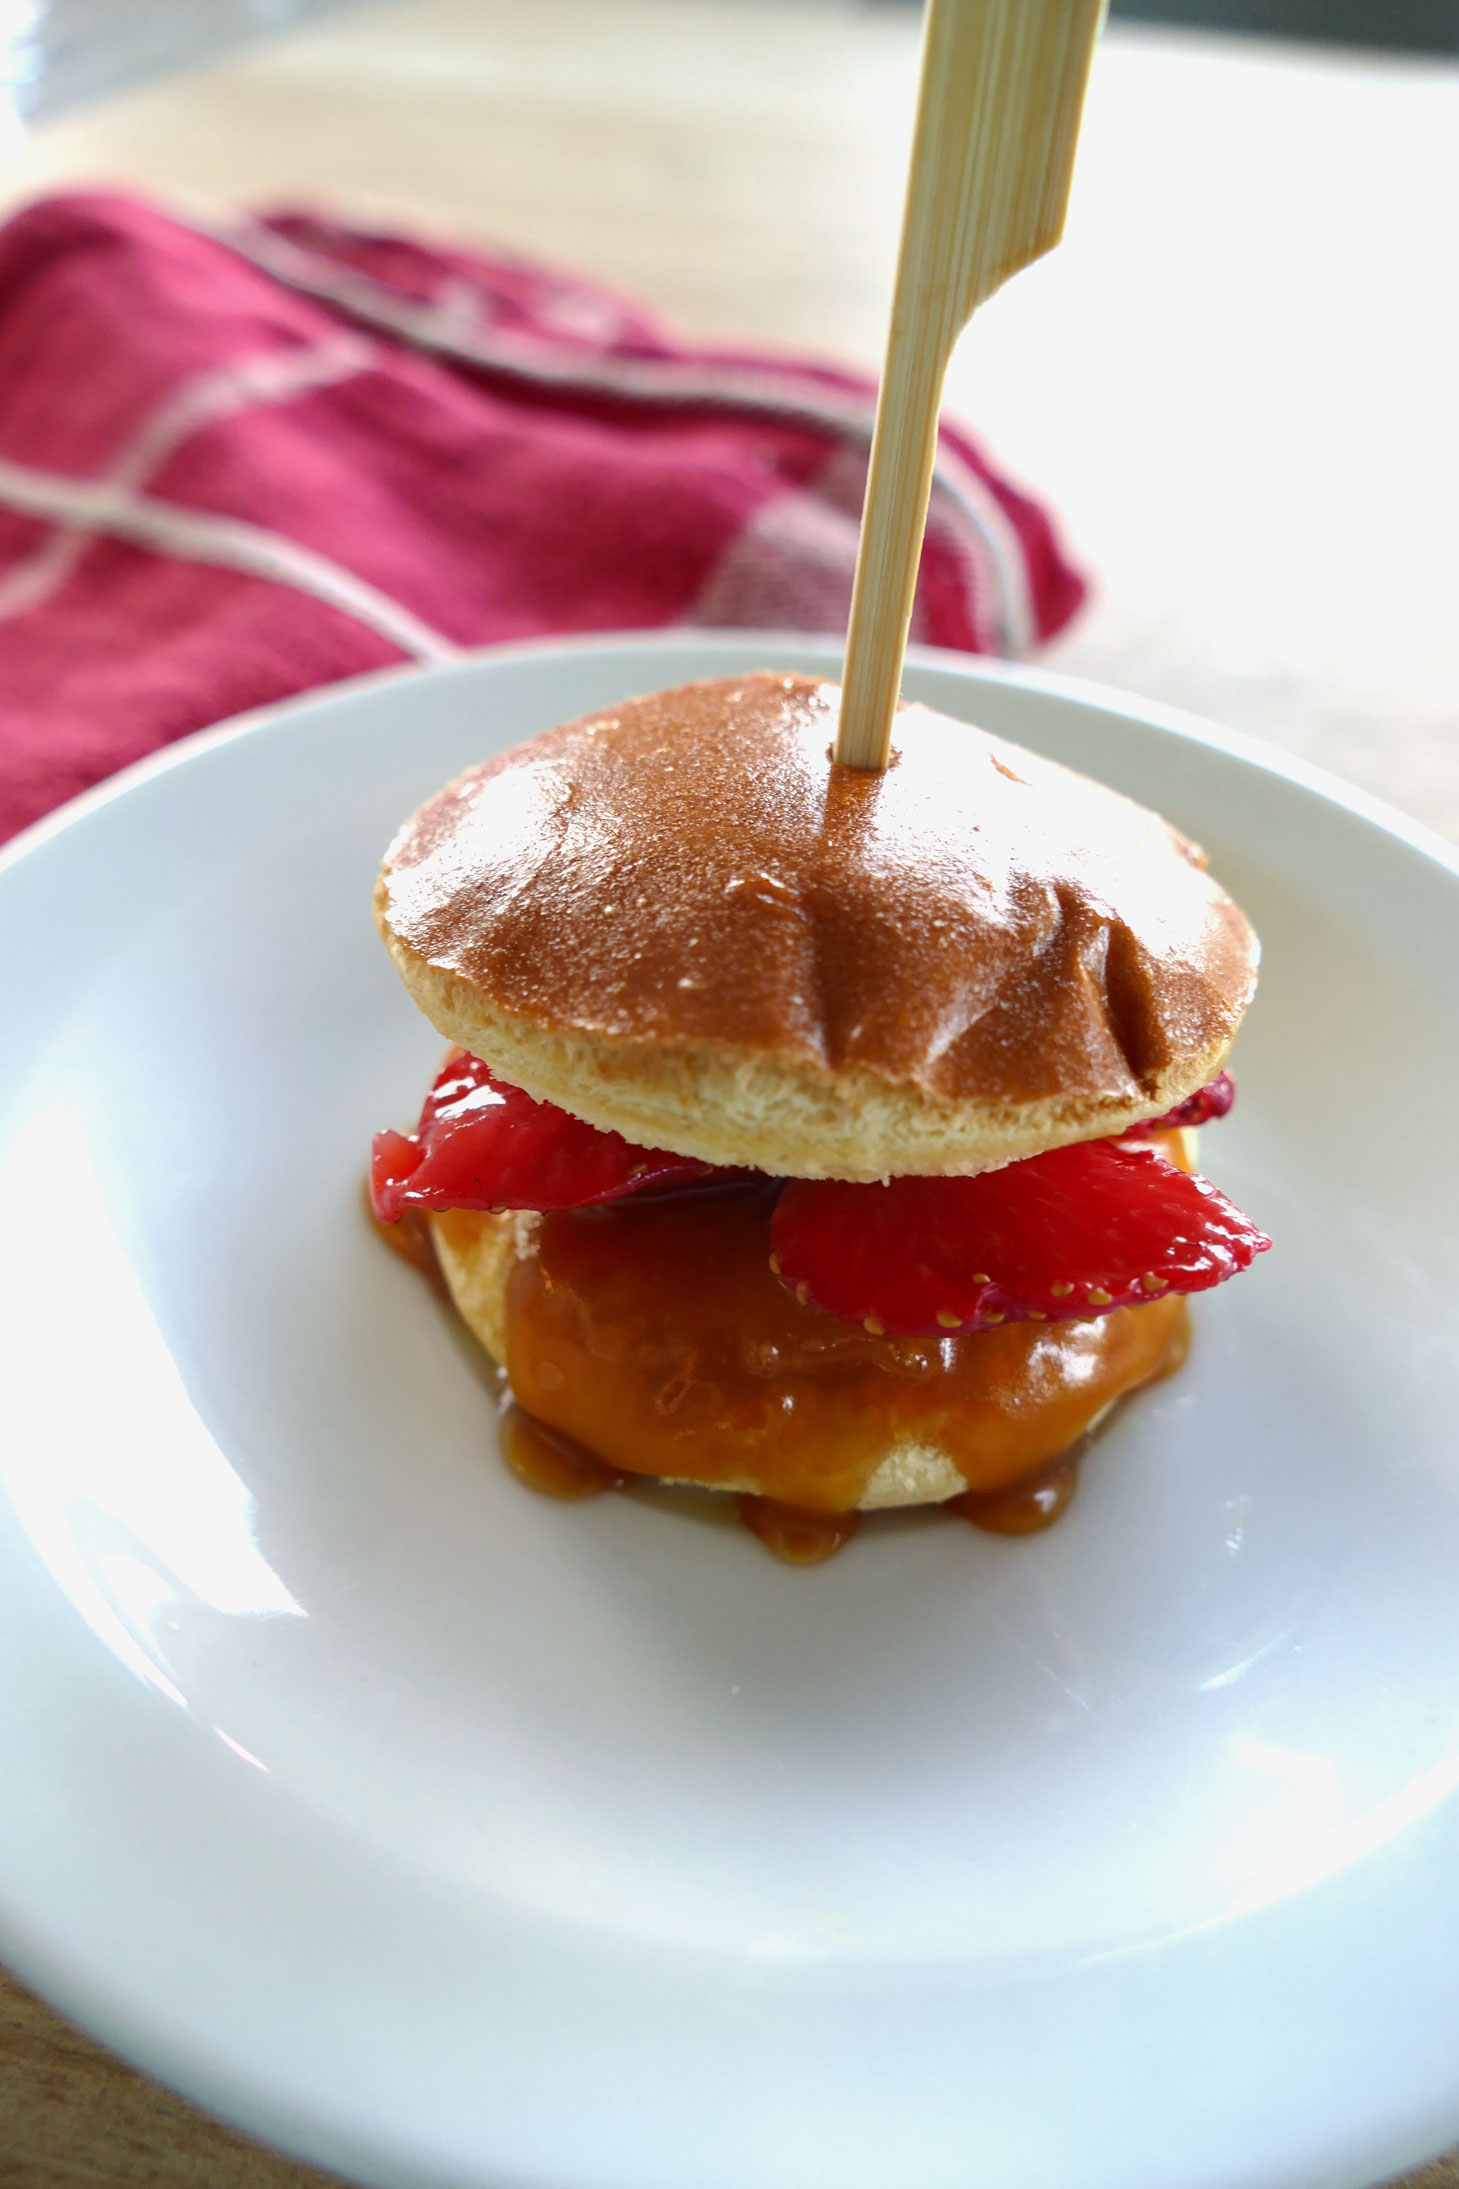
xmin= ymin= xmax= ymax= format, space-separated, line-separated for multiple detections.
xmin=0 ymin=332 xmax=376 ymax=622
xmin=0 ymin=456 xmax=458 ymax=661
xmin=204 ymin=211 xmax=1029 ymax=654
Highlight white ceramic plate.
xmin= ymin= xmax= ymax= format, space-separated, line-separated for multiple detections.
xmin=3 ymin=632 xmax=1459 ymax=2189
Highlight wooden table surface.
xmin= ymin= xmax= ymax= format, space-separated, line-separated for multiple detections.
xmin=1 ymin=1 xmax=1457 ymax=2181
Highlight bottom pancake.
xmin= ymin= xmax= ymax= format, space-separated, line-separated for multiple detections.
xmin=430 ymin=1182 xmax=1188 ymax=1515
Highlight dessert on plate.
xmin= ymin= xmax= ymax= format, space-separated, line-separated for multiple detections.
xmin=369 ymin=672 xmax=1268 ymax=1558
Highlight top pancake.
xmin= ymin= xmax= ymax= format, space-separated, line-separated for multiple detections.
xmin=375 ymin=673 xmax=1258 ymax=1180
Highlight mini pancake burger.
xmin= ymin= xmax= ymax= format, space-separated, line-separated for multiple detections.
xmin=370 ymin=672 xmax=1269 ymax=1559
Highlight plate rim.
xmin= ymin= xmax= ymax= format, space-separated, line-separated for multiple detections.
xmin=3 ymin=624 xmax=1457 ymax=896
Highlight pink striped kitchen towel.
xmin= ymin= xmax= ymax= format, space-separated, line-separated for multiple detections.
xmin=0 ymin=191 xmax=1085 ymax=846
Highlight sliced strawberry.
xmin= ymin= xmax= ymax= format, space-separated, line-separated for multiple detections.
xmin=770 ymin=1138 xmax=1269 ymax=1335
xmin=1123 ymin=1071 xmax=1236 ymax=1137
xmin=371 ymin=1052 xmax=715 ymax=1221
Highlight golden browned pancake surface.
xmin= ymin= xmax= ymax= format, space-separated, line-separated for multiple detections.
xmin=377 ymin=674 xmax=1257 ymax=1177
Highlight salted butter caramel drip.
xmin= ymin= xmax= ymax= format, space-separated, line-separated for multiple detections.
xmin=951 ymin=1452 xmax=1082 ymax=1535
xmin=739 ymin=1497 xmax=860 ymax=1564
xmin=503 ymin=1167 xmax=1189 ymax=1518
xmin=366 ymin=1188 xmax=449 ymax=1297
xmin=373 ymin=1139 xmax=1196 ymax=1555
xmin=378 ymin=674 xmax=1258 ymax=1109
xmin=499 ymin=1404 xmax=625 ymax=1500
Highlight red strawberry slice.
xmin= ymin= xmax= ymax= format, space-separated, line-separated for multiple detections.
xmin=371 ymin=1052 xmax=715 ymax=1221
xmin=770 ymin=1138 xmax=1270 ymax=1335
xmin=1123 ymin=1071 xmax=1236 ymax=1137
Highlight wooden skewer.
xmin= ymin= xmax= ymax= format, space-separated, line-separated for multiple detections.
xmin=835 ymin=0 xmax=1106 ymax=772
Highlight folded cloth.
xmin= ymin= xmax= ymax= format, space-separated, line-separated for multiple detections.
xmin=0 ymin=191 xmax=1084 ymax=846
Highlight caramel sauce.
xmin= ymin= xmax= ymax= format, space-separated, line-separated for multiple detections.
xmin=499 ymin=1404 xmax=626 ymax=1500
xmin=376 ymin=1133 xmax=1193 ymax=1563
xmin=366 ymin=1186 xmax=449 ymax=1297
xmin=951 ymin=1452 xmax=1082 ymax=1535
xmin=505 ymin=1137 xmax=1191 ymax=1525
xmin=739 ymin=1497 xmax=860 ymax=1565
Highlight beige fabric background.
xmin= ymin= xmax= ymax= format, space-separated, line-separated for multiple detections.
xmin=1 ymin=1 xmax=1456 ymax=2180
